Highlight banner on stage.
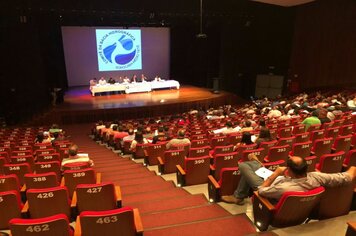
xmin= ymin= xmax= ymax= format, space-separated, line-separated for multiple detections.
xmin=96 ymin=29 xmax=142 ymax=71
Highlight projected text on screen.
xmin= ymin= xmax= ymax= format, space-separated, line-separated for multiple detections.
xmin=96 ymin=29 xmax=142 ymax=71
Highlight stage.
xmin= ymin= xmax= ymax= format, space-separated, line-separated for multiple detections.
xmin=41 ymin=85 xmax=242 ymax=125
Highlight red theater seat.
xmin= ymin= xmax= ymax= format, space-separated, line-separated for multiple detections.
xmin=316 ymin=151 xmax=345 ymax=173
xmin=62 ymin=168 xmax=99 ymax=198
xmin=158 ymin=149 xmax=186 ymax=174
xmin=0 ymin=191 xmax=23 ymax=230
xmin=176 ymin=156 xmax=210 ymax=186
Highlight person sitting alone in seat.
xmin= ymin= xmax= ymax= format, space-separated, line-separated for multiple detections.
xmin=166 ymin=129 xmax=191 ymax=150
xmin=61 ymin=144 xmax=94 ymax=169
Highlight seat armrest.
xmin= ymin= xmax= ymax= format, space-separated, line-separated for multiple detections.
xmin=71 ymin=191 xmax=77 ymax=208
xmin=176 ymin=165 xmax=186 ymax=187
xmin=157 ymin=156 xmax=164 ymax=175
xmin=252 ymin=191 xmax=275 ymax=231
xmin=60 ymin=176 xmax=65 ymax=186
xmin=133 ymin=208 xmax=144 ymax=236
xmin=208 ymin=175 xmax=220 ymax=203
xmin=95 ymin=173 xmax=102 ymax=184
xmin=115 ymin=186 xmax=122 ymax=208
xmin=346 ymin=222 xmax=356 ymax=236
xmin=74 ymin=216 xmax=82 ymax=236
xmin=21 ymin=201 xmax=30 ymax=218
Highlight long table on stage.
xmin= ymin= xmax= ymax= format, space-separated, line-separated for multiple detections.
xmin=90 ymin=80 xmax=180 ymax=96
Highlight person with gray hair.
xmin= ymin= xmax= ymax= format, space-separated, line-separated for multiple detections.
xmin=166 ymin=129 xmax=191 ymax=150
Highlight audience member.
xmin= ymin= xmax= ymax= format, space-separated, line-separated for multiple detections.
xmin=255 ymin=127 xmax=273 ymax=147
xmin=302 ymin=110 xmax=321 ymax=131
xmin=166 ymin=129 xmax=191 ymax=150
xmin=152 ymin=126 xmax=170 ymax=144
xmin=130 ymin=132 xmax=148 ymax=152
xmin=61 ymin=144 xmax=94 ymax=168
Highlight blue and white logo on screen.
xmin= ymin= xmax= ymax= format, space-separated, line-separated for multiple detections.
xmin=96 ymin=29 xmax=142 ymax=71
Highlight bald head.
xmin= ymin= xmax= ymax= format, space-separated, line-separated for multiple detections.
xmin=287 ymin=156 xmax=308 ymax=177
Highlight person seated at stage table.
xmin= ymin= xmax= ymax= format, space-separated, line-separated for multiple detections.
xmin=140 ymin=74 xmax=147 ymax=82
xmin=108 ymin=77 xmax=116 ymax=84
xmin=61 ymin=144 xmax=94 ymax=169
xmin=98 ymin=77 xmax=107 ymax=85
xmin=131 ymin=74 xmax=138 ymax=83
xmin=166 ymin=129 xmax=191 ymax=150
xmin=90 ymin=78 xmax=97 ymax=86
xmin=154 ymin=75 xmax=162 ymax=82
xmin=117 ymin=76 xmax=124 ymax=84
xmin=123 ymin=76 xmax=130 ymax=83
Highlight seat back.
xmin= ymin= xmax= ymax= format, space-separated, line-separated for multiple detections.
xmin=24 ymin=172 xmax=59 ymax=190
xmin=33 ymin=143 xmax=53 ymax=151
xmin=133 ymin=143 xmax=148 ymax=159
xmin=265 ymin=145 xmax=291 ymax=162
xmin=325 ymin=127 xmax=340 ymax=141
xmin=218 ymin=167 xmax=241 ymax=196
xmin=339 ymin=124 xmax=353 ymax=135
xmin=311 ymin=182 xmax=355 ymax=220
xmin=317 ymin=151 xmax=345 ymax=173
xmin=76 ymin=182 xmax=117 ymax=213
xmin=241 ymin=148 xmax=264 ymax=163
xmin=0 ymin=174 xmax=21 ymax=192
xmin=277 ymin=136 xmax=295 ymax=147
xmin=278 ymin=127 xmax=293 ymax=138
xmin=62 ymin=162 xmax=90 ymax=172
xmin=212 ymin=145 xmax=234 ymax=156
xmin=271 ymin=187 xmax=325 ymax=228
xmin=0 ymin=156 xmax=6 ymax=175
xmin=311 ymin=138 xmax=333 ymax=159
xmin=146 ymin=143 xmax=166 ymax=165
xmin=227 ymin=133 xmax=242 ymax=145
xmin=188 ymin=146 xmax=210 ymax=157
xmin=259 ymin=140 xmax=278 ymax=157
xmin=213 ymin=152 xmax=239 ymax=180
xmin=11 ymin=150 xmax=33 ymax=157
xmin=9 ymin=214 xmax=72 ymax=236
xmin=162 ymin=150 xmax=186 ymax=174
xmin=0 ymin=151 xmax=9 ymax=163
xmin=35 ymin=161 xmax=61 ymax=181
xmin=292 ymin=124 xmax=306 ymax=135
xmin=170 ymin=143 xmax=190 ymax=157
xmin=210 ymin=136 xmax=228 ymax=149
xmin=63 ymin=168 xmax=96 ymax=197
xmin=190 ymin=139 xmax=209 ymax=148
xmin=308 ymin=124 xmax=321 ymax=132
xmin=184 ymin=156 xmax=211 ymax=185
xmin=37 ymin=153 xmax=61 ymax=163
xmin=235 ymin=144 xmax=257 ymax=159
xmin=295 ymin=132 xmax=310 ymax=143
xmin=332 ymin=135 xmax=352 ymax=153
xmin=290 ymin=141 xmax=312 ymax=158
xmin=310 ymin=129 xmax=325 ymax=144
xmin=35 ymin=149 xmax=56 ymax=157
xmin=10 ymin=155 xmax=35 ymax=170
xmin=0 ymin=191 xmax=22 ymax=229
xmin=3 ymin=163 xmax=32 ymax=186
xmin=263 ymin=160 xmax=286 ymax=171
xmin=123 ymin=140 xmax=132 ymax=154
xmin=305 ymin=156 xmax=318 ymax=172
xmin=79 ymin=207 xmax=137 ymax=236
xmin=12 ymin=146 xmax=32 ymax=152
xmin=344 ymin=149 xmax=356 ymax=168
xmin=27 ymin=186 xmax=71 ymax=219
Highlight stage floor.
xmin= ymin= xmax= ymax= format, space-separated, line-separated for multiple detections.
xmin=44 ymin=85 xmax=241 ymax=124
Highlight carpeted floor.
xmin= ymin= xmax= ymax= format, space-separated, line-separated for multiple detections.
xmin=64 ymin=123 xmax=257 ymax=235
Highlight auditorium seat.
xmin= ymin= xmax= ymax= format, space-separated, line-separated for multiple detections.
xmin=143 ymin=143 xmax=166 ymax=166
xmin=62 ymin=168 xmax=99 ymax=198
xmin=35 ymin=161 xmax=62 ymax=181
xmin=10 ymin=155 xmax=35 ymax=170
xmin=208 ymin=167 xmax=241 ymax=203
xmin=252 ymin=186 xmax=325 ymax=231
xmin=22 ymin=186 xmax=72 ymax=219
xmin=264 ymin=145 xmax=291 ymax=162
xmin=241 ymin=148 xmax=264 ymax=163
xmin=0 ymin=191 xmax=23 ymax=230
xmin=211 ymin=152 xmax=239 ymax=180
xmin=292 ymin=124 xmax=306 ymax=135
xmin=0 ymin=174 xmax=21 ymax=192
xmin=123 ymin=140 xmax=133 ymax=154
xmin=12 ymin=146 xmax=32 ymax=152
xmin=33 ymin=143 xmax=53 ymax=151
xmin=311 ymin=138 xmax=333 ymax=160
xmin=235 ymin=144 xmax=257 ymax=160
xmin=3 ymin=163 xmax=32 ymax=186
xmin=176 ymin=156 xmax=210 ymax=186
xmin=305 ymin=156 xmax=318 ymax=172
xmin=289 ymin=141 xmax=312 ymax=158
xmin=170 ymin=143 xmax=190 ymax=157
xmin=0 ymin=156 xmax=6 ymax=175
xmin=294 ymin=132 xmax=310 ymax=143
xmin=227 ymin=133 xmax=242 ymax=145
xmin=74 ymin=207 xmax=143 ymax=236
xmin=210 ymin=145 xmax=234 ymax=160
xmin=158 ymin=149 xmax=186 ymax=174
xmin=72 ymin=182 xmax=122 ymax=214
xmin=339 ymin=124 xmax=354 ymax=135
xmin=24 ymin=172 xmax=59 ymax=190
xmin=332 ymin=135 xmax=352 ymax=153
xmin=9 ymin=214 xmax=74 ymax=236
xmin=11 ymin=150 xmax=33 ymax=157
xmin=263 ymin=160 xmax=286 ymax=171
xmin=310 ymin=129 xmax=325 ymax=144
xmin=210 ymin=136 xmax=228 ymax=149
xmin=277 ymin=136 xmax=296 ymax=147
xmin=133 ymin=143 xmax=148 ymax=160
xmin=308 ymin=124 xmax=322 ymax=132
xmin=325 ymin=127 xmax=340 ymax=141
xmin=188 ymin=146 xmax=210 ymax=158
xmin=0 ymin=151 xmax=10 ymax=163
xmin=315 ymin=151 xmax=345 ymax=173
xmin=35 ymin=149 xmax=56 ymax=157
xmin=36 ymin=153 xmax=61 ymax=163
xmin=277 ymin=126 xmax=293 ymax=138
xmin=258 ymin=140 xmax=278 ymax=157
xmin=62 ymin=162 xmax=91 ymax=172
xmin=343 ymin=149 xmax=356 ymax=169
xmin=190 ymin=139 xmax=209 ymax=148
xmin=309 ymin=181 xmax=355 ymax=220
